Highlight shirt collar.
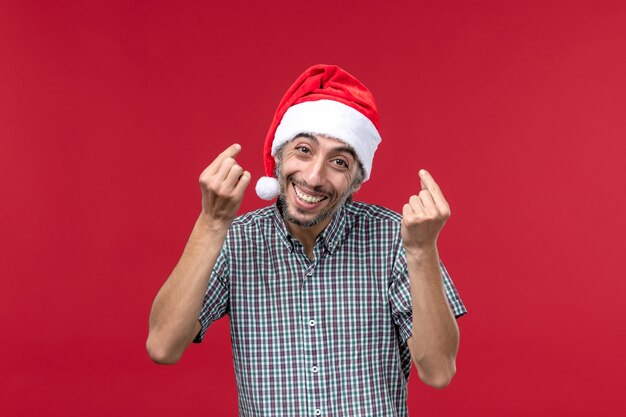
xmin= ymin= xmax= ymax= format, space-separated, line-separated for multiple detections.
xmin=272 ymin=202 xmax=295 ymax=252
xmin=272 ymin=199 xmax=350 ymax=255
xmin=317 ymin=204 xmax=348 ymax=254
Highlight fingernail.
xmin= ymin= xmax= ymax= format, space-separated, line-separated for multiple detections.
xmin=419 ymin=169 xmax=427 ymax=176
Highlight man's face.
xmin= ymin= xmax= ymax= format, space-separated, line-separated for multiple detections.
xmin=276 ymin=134 xmax=362 ymax=230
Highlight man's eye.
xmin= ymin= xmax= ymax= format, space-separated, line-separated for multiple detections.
xmin=297 ymin=146 xmax=310 ymax=154
xmin=333 ymin=159 xmax=348 ymax=168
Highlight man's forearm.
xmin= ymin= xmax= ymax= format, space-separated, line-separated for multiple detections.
xmin=146 ymin=213 xmax=228 ymax=364
xmin=146 ymin=144 xmax=250 ymax=364
xmin=406 ymin=245 xmax=459 ymax=389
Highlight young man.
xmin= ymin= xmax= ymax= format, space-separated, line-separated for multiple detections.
xmin=147 ymin=65 xmax=466 ymax=416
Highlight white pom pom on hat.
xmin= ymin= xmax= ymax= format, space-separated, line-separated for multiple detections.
xmin=255 ymin=64 xmax=382 ymax=200
xmin=255 ymin=176 xmax=281 ymax=200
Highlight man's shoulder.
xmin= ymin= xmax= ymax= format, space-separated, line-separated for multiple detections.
xmin=344 ymin=201 xmax=402 ymax=224
xmin=231 ymin=205 xmax=276 ymax=227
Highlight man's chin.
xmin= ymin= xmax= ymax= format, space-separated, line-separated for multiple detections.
xmin=283 ymin=208 xmax=329 ymax=229
xmin=277 ymin=186 xmax=352 ymax=229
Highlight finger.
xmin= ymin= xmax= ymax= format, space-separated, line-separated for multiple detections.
xmin=408 ymin=195 xmax=425 ymax=215
xmin=418 ymin=189 xmax=437 ymax=213
xmin=233 ymin=171 xmax=251 ymax=197
xmin=215 ymin=157 xmax=237 ymax=181
xmin=207 ymin=143 xmax=242 ymax=176
xmin=402 ymin=203 xmax=414 ymax=217
xmin=419 ymin=169 xmax=448 ymax=209
xmin=223 ymin=163 xmax=245 ymax=189
xmin=419 ymin=169 xmax=440 ymax=193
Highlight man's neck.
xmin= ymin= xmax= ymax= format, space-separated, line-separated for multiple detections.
xmin=284 ymin=217 xmax=331 ymax=260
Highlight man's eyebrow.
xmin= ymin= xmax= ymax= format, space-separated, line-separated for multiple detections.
xmin=333 ymin=146 xmax=357 ymax=160
xmin=293 ymin=133 xmax=318 ymax=144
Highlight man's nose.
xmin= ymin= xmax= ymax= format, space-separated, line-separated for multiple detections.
xmin=302 ymin=157 xmax=325 ymax=187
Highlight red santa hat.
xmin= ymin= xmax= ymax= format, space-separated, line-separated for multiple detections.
xmin=255 ymin=64 xmax=382 ymax=200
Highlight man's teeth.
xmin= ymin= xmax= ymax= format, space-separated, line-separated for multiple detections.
xmin=294 ymin=186 xmax=324 ymax=203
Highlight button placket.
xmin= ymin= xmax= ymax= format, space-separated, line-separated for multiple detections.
xmin=301 ymin=248 xmax=326 ymax=417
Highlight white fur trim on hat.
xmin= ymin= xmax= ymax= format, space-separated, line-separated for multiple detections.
xmin=271 ymin=100 xmax=381 ymax=180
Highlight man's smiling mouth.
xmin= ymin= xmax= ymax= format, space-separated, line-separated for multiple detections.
xmin=293 ymin=184 xmax=327 ymax=204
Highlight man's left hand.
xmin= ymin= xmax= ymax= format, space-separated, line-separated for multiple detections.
xmin=401 ymin=169 xmax=451 ymax=254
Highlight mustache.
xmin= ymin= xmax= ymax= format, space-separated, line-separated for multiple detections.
xmin=287 ymin=175 xmax=332 ymax=195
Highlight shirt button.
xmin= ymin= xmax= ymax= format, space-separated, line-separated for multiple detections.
xmin=308 ymin=319 xmax=316 ymax=327
xmin=311 ymin=365 xmax=319 ymax=373
xmin=314 ymin=409 xmax=322 ymax=416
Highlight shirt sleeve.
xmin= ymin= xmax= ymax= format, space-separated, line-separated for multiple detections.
xmin=193 ymin=243 xmax=231 ymax=343
xmin=389 ymin=248 xmax=467 ymax=344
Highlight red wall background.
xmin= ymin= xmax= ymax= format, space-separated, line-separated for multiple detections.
xmin=1 ymin=1 xmax=625 ymax=416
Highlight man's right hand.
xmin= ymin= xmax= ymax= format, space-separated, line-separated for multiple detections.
xmin=199 ymin=143 xmax=251 ymax=227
